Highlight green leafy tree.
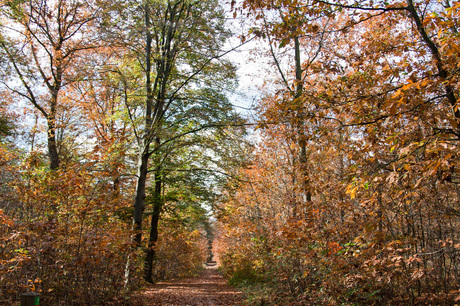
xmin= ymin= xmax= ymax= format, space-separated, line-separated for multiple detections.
xmin=101 ymin=0 xmax=246 ymax=282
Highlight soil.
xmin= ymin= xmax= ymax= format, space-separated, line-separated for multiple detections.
xmin=131 ymin=263 xmax=244 ymax=305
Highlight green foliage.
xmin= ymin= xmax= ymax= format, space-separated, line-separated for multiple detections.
xmin=226 ymin=262 xmax=261 ymax=287
xmin=0 ymin=114 xmax=13 ymax=138
xmin=0 ymin=101 xmax=15 ymax=141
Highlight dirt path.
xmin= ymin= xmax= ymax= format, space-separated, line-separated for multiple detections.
xmin=131 ymin=264 xmax=244 ymax=305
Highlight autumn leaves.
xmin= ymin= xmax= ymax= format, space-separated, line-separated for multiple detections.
xmin=216 ymin=0 xmax=460 ymax=304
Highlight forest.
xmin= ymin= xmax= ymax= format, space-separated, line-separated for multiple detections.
xmin=1 ymin=0 xmax=460 ymax=304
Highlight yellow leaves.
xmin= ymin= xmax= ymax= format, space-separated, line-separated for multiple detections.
xmin=417 ymin=79 xmax=430 ymax=89
xmin=346 ymin=186 xmax=358 ymax=199
xmin=26 ymin=278 xmax=42 ymax=292
xmin=389 ymin=79 xmax=432 ymax=118
xmin=253 ymin=259 xmax=264 ymax=269
xmin=346 ymin=179 xmax=372 ymax=199
xmin=401 ymin=83 xmax=412 ymax=91
xmin=391 ymin=87 xmax=405 ymax=100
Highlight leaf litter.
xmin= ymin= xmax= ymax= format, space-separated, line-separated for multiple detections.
xmin=131 ymin=263 xmax=244 ymax=305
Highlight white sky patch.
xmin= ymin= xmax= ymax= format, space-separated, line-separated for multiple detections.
xmin=222 ymin=37 xmax=264 ymax=120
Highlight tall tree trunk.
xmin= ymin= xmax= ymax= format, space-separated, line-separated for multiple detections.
xmin=144 ymin=160 xmax=162 ymax=283
xmin=294 ymin=36 xmax=311 ymax=214
xmin=132 ymin=1 xmax=155 ymax=247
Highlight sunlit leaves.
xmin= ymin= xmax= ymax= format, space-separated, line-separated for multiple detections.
xmin=219 ymin=0 xmax=460 ymax=304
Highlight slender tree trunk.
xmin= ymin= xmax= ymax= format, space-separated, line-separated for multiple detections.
xmin=294 ymin=36 xmax=311 ymax=214
xmin=144 ymin=160 xmax=162 ymax=283
xmin=47 ymin=89 xmax=60 ymax=170
xmin=47 ymin=117 xmax=60 ymax=170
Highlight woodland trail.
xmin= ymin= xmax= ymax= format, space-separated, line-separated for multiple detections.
xmin=131 ymin=263 xmax=244 ymax=305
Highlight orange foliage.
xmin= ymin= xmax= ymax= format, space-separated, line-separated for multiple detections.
xmin=152 ymin=222 xmax=208 ymax=281
xmin=0 ymin=155 xmax=142 ymax=304
xmin=218 ymin=0 xmax=460 ymax=304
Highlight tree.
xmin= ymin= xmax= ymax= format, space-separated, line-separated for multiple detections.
xmin=236 ymin=0 xmax=336 ymax=217
xmin=101 ymin=0 xmax=244 ymax=282
xmin=0 ymin=0 xmax=100 ymax=169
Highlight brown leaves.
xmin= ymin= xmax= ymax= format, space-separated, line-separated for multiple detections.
xmin=0 ymin=161 xmax=140 ymax=304
xmin=218 ymin=0 xmax=460 ymax=303
xmin=133 ymin=266 xmax=244 ymax=306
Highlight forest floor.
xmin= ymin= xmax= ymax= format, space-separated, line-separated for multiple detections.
xmin=130 ymin=263 xmax=245 ymax=305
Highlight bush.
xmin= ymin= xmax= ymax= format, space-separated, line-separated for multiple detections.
xmin=0 ymin=160 xmax=142 ymax=305
xmin=152 ymin=222 xmax=207 ymax=281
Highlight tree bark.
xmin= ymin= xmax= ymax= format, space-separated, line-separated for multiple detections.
xmin=132 ymin=0 xmax=155 ymax=247
xmin=47 ymin=117 xmax=60 ymax=170
xmin=144 ymin=162 xmax=162 ymax=283
xmin=133 ymin=149 xmax=150 ymax=246
xmin=294 ymin=35 xmax=312 ymax=213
